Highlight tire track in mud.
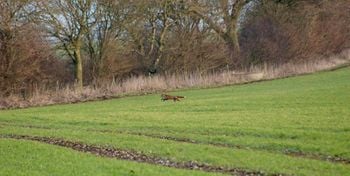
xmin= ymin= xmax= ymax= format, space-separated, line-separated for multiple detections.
xmin=2 ymin=122 xmax=349 ymax=165
xmin=93 ymin=129 xmax=350 ymax=165
xmin=152 ymin=135 xmax=350 ymax=165
xmin=0 ymin=134 xmax=285 ymax=176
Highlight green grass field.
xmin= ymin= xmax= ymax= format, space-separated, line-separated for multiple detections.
xmin=1 ymin=68 xmax=350 ymax=176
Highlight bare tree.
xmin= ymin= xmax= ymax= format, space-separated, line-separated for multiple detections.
xmin=0 ymin=0 xmax=50 ymax=97
xmin=149 ymin=0 xmax=173 ymax=74
xmin=186 ymin=0 xmax=251 ymax=55
xmin=121 ymin=0 xmax=183 ymax=74
xmin=38 ymin=0 xmax=98 ymax=89
xmin=85 ymin=0 xmax=128 ymax=81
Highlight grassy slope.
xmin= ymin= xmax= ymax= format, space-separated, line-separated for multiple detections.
xmin=0 ymin=67 xmax=350 ymax=175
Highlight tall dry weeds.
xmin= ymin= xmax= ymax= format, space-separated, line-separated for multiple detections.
xmin=0 ymin=49 xmax=349 ymax=110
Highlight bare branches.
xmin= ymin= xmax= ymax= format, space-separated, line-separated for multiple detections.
xmin=1 ymin=0 xmax=350 ymax=97
xmin=0 ymin=0 xmax=52 ymax=96
xmin=36 ymin=0 xmax=99 ymax=88
xmin=186 ymin=0 xmax=250 ymax=54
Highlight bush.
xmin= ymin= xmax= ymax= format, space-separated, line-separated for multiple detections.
xmin=240 ymin=0 xmax=350 ymax=66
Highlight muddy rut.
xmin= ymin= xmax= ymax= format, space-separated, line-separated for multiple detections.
xmin=93 ymin=129 xmax=350 ymax=165
xmin=1 ymin=134 xmax=287 ymax=176
xmin=1 ymin=121 xmax=349 ymax=165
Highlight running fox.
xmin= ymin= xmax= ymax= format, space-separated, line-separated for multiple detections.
xmin=161 ymin=94 xmax=185 ymax=102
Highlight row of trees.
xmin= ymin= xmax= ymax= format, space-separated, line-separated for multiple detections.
xmin=38 ymin=0 xmax=255 ymax=88
xmin=1 ymin=0 xmax=349 ymax=95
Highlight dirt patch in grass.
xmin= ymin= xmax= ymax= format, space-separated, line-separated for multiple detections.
xmin=284 ymin=151 xmax=350 ymax=165
xmin=0 ymin=134 xmax=286 ymax=176
xmin=141 ymin=133 xmax=350 ymax=165
xmin=93 ymin=129 xmax=350 ymax=165
xmin=2 ymin=121 xmax=348 ymax=166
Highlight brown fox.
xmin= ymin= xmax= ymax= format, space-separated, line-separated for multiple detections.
xmin=161 ymin=94 xmax=185 ymax=102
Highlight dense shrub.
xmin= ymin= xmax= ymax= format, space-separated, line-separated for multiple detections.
xmin=240 ymin=0 xmax=350 ymax=65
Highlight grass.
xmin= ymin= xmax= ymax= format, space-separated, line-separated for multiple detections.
xmin=0 ymin=67 xmax=350 ymax=175
xmin=0 ymin=139 xmax=218 ymax=176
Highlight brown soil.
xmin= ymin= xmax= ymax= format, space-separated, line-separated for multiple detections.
xmin=1 ymin=134 xmax=287 ymax=176
xmin=92 ymin=129 xmax=350 ymax=165
xmin=153 ymin=134 xmax=350 ymax=165
xmin=2 ymin=121 xmax=349 ymax=165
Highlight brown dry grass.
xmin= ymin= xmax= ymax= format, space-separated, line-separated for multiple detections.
xmin=1 ymin=49 xmax=349 ymax=110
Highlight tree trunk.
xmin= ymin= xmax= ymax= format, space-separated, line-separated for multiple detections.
xmin=74 ymin=40 xmax=83 ymax=89
xmin=224 ymin=32 xmax=240 ymax=55
xmin=226 ymin=12 xmax=241 ymax=55
xmin=150 ymin=5 xmax=170 ymax=75
xmin=188 ymin=0 xmax=246 ymax=59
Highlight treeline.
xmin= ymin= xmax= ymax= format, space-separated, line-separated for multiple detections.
xmin=1 ymin=0 xmax=349 ymax=96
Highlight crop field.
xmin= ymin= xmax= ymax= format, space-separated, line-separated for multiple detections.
xmin=0 ymin=68 xmax=349 ymax=176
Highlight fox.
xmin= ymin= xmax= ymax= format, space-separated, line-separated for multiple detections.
xmin=161 ymin=94 xmax=185 ymax=102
